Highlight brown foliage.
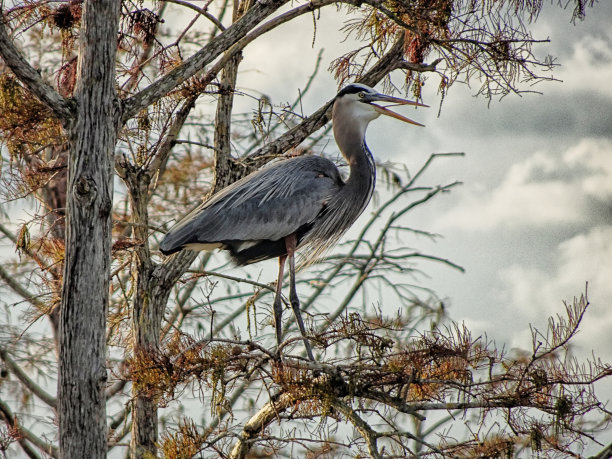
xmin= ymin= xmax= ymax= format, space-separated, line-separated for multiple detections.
xmin=0 ymin=75 xmax=62 ymax=157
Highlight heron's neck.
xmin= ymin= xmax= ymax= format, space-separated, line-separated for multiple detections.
xmin=346 ymin=142 xmax=376 ymax=190
xmin=334 ymin=123 xmax=376 ymax=189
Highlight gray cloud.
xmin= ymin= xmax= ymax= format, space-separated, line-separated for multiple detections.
xmin=435 ymin=88 xmax=612 ymax=141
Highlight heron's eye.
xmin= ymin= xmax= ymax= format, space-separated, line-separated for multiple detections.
xmin=358 ymin=92 xmax=365 ymax=99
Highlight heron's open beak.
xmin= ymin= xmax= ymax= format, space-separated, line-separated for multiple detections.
xmin=371 ymin=94 xmax=428 ymax=127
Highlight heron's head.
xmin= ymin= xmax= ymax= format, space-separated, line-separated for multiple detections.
xmin=332 ymin=83 xmax=427 ymax=132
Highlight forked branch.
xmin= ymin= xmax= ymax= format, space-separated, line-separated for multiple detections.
xmin=0 ymin=15 xmax=74 ymax=122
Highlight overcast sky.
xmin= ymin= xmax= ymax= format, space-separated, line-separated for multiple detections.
xmin=227 ymin=1 xmax=612 ymax=365
xmin=408 ymin=1 xmax=612 ymax=358
xmin=2 ymin=1 xmax=604 ymax=358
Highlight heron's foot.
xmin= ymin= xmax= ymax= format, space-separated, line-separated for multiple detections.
xmin=272 ymin=295 xmax=284 ymax=348
xmin=301 ymin=337 xmax=315 ymax=362
xmin=288 ymin=297 xmax=315 ymax=361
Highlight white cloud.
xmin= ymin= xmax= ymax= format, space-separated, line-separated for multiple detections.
xmin=564 ymin=139 xmax=612 ymax=198
xmin=563 ymin=34 xmax=612 ymax=91
xmin=436 ymin=138 xmax=612 ymax=231
xmin=498 ymin=225 xmax=612 ymax=358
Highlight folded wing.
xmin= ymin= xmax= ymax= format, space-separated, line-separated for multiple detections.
xmin=159 ymin=156 xmax=343 ymax=263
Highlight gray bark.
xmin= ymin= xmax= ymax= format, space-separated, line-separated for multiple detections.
xmin=128 ymin=4 xmax=248 ymax=453
xmin=57 ymin=1 xmax=121 ymax=458
xmin=212 ymin=47 xmax=245 ymax=189
xmin=228 ymin=393 xmax=295 ymax=459
xmin=128 ymin=170 xmax=159 ymax=458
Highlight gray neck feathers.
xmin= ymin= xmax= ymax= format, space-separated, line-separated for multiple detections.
xmin=333 ymin=121 xmax=376 ymax=214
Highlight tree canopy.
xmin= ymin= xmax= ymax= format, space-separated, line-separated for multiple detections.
xmin=0 ymin=0 xmax=610 ymax=458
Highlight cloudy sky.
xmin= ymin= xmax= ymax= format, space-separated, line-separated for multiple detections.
xmin=228 ymin=1 xmax=612 ymax=365
xmin=406 ymin=2 xmax=612 ymax=358
xmin=2 ymin=1 xmax=604 ymax=359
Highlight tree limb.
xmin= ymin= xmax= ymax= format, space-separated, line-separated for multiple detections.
xmin=0 ymin=397 xmax=57 ymax=458
xmin=122 ymin=0 xmax=289 ymax=122
xmin=243 ymin=33 xmax=441 ymax=167
xmin=0 ymin=14 xmax=74 ymax=122
xmin=0 ymin=347 xmax=57 ymax=409
xmin=227 ymin=392 xmax=295 ymax=459
xmin=0 ymin=265 xmax=45 ymax=311
xmin=162 ymin=0 xmax=226 ymax=32
xmin=331 ymin=398 xmax=382 ymax=459
xmin=589 ymin=442 xmax=612 ymax=459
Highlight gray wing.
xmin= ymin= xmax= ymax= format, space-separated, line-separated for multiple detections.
xmin=159 ymin=156 xmax=343 ymax=254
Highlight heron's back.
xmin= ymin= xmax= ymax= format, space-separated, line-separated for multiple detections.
xmin=159 ymin=156 xmax=348 ymax=263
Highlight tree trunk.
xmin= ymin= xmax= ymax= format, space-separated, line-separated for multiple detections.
xmin=212 ymin=52 xmax=245 ymax=191
xmin=130 ymin=252 xmax=194 ymax=458
xmin=128 ymin=5 xmax=248 ymax=455
xmin=58 ymin=1 xmax=121 ymax=458
xmin=129 ymin=171 xmax=161 ymax=458
xmin=127 ymin=96 xmax=199 ymax=458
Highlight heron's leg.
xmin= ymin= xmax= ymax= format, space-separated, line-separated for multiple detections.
xmin=273 ymin=255 xmax=287 ymax=349
xmin=285 ymin=234 xmax=315 ymax=361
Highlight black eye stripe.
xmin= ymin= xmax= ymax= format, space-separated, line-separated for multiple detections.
xmin=337 ymin=84 xmax=372 ymax=98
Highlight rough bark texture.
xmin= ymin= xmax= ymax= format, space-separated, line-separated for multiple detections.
xmin=129 ymin=5 xmax=248 ymax=453
xmin=212 ymin=50 xmax=245 ymax=190
xmin=129 ymin=170 xmax=159 ymax=458
xmin=127 ymin=164 xmax=182 ymax=457
xmin=123 ymin=87 xmax=197 ymax=459
xmin=228 ymin=393 xmax=295 ymax=459
xmin=57 ymin=1 xmax=121 ymax=458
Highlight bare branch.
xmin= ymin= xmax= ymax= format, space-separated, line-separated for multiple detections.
xmin=589 ymin=443 xmax=612 ymax=459
xmin=0 ymin=397 xmax=57 ymax=458
xmin=0 ymin=347 xmax=57 ymax=409
xmin=330 ymin=398 xmax=382 ymax=459
xmin=227 ymin=392 xmax=295 ymax=459
xmin=245 ymin=33 xmax=418 ymax=165
xmin=0 ymin=264 xmax=45 ymax=311
xmin=162 ymin=0 xmax=226 ymax=32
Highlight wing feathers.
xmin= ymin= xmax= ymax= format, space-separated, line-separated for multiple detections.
xmin=159 ymin=156 xmax=342 ymax=255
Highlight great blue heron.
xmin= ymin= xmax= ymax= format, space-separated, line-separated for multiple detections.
xmin=160 ymin=83 xmax=426 ymax=360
